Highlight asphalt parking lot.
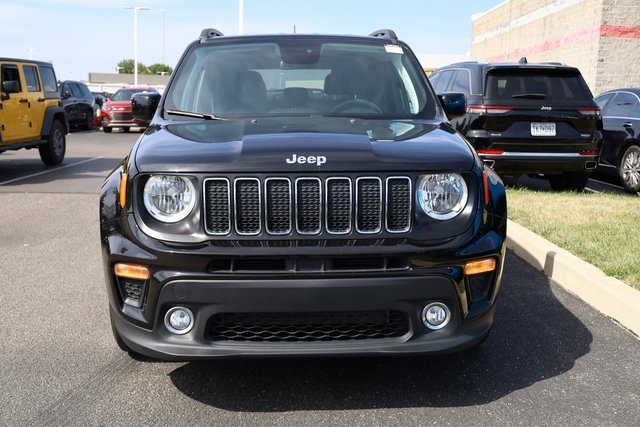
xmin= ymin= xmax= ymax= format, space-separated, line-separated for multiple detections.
xmin=0 ymin=130 xmax=638 ymax=426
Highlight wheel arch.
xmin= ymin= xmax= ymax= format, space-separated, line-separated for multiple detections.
xmin=40 ymin=106 xmax=69 ymax=137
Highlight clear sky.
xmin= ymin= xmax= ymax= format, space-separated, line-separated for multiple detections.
xmin=1 ymin=0 xmax=505 ymax=81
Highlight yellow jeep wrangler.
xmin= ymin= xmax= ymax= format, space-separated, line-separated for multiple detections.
xmin=0 ymin=58 xmax=68 ymax=164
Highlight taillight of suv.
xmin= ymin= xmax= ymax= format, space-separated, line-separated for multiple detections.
xmin=466 ymin=105 xmax=513 ymax=115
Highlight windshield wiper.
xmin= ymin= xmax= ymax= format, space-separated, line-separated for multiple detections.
xmin=511 ymin=93 xmax=546 ymax=99
xmin=165 ymin=109 xmax=227 ymax=120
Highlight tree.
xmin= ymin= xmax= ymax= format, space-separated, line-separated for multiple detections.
xmin=148 ymin=63 xmax=173 ymax=75
xmin=117 ymin=59 xmax=135 ymax=74
xmin=116 ymin=59 xmax=172 ymax=75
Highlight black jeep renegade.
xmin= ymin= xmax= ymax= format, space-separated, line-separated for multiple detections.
xmin=100 ymin=29 xmax=507 ymax=360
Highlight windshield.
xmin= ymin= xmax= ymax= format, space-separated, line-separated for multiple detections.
xmin=111 ymin=89 xmax=149 ymax=101
xmin=165 ymin=38 xmax=434 ymax=119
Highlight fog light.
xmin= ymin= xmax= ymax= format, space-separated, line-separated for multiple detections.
xmin=422 ymin=302 xmax=451 ymax=330
xmin=165 ymin=307 xmax=194 ymax=335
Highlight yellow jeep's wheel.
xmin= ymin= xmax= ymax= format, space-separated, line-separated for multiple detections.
xmin=39 ymin=120 xmax=66 ymax=165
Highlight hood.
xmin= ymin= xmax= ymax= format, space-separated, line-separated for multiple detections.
xmin=105 ymin=100 xmax=132 ymax=108
xmin=133 ymin=117 xmax=475 ymax=173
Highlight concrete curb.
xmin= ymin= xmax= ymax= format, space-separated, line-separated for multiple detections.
xmin=506 ymin=219 xmax=640 ymax=337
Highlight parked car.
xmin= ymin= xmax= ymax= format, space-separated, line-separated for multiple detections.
xmin=101 ymin=87 xmax=156 ymax=133
xmin=59 ymin=80 xmax=96 ymax=130
xmin=594 ymin=88 xmax=640 ymax=193
xmin=100 ymin=28 xmax=507 ymax=360
xmin=0 ymin=57 xmax=68 ymax=164
xmin=430 ymin=59 xmax=602 ymax=191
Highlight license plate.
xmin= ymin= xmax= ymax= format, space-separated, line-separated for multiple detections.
xmin=531 ymin=122 xmax=556 ymax=136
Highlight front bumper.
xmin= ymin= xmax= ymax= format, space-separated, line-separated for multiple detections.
xmin=110 ymin=274 xmax=497 ymax=360
xmin=101 ymin=112 xmax=147 ymax=128
xmin=103 ymin=226 xmax=505 ymax=360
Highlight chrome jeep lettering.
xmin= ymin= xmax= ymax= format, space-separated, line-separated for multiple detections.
xmin=285 ymin=154 xmax=327 ymax=166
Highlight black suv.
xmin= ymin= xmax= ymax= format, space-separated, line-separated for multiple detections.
xmin=59 ymin=80 xmax=96 ymax=130
xmin=101 ymin=29 xmax=507 ymax=360
xmin=430 ymin=59 xmax=602 ymax=190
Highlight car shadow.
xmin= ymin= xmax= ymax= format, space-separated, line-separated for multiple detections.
xmin=167 ymin=252 xmax=593 ymax=410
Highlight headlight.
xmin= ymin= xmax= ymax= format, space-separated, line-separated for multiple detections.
xmin=143 ymin=175 xmax=196 ymax=223
xmin=417 ymin=173 xmax=468 ymax=220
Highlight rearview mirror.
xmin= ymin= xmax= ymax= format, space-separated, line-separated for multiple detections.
xmin=2 ymin=80 xmax=20 ymax=94
xmin=132 ymin=92 xmax=161 ymax=122
xmin=438 ymin=93 xmax=466 ymax=120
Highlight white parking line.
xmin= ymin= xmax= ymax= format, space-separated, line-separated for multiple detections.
xmin=0 ymin=156 xmax=104 ymax=186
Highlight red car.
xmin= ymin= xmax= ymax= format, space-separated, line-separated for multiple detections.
xmin=101 ymin=87 xmax=157 ymax=133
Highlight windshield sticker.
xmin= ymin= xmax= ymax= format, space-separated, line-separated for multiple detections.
xmin=385 ymin=45 xmax=404 ymax=54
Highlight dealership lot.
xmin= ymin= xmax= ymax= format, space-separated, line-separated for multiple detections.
xmin=0 ymin=130 xmax=638 ymax=425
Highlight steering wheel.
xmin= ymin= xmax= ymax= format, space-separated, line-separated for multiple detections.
xmin=330 ymin=99 xmax=383 ymax=114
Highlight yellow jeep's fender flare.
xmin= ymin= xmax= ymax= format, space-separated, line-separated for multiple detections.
xmin=41 ymin=106 xmax=69 ymax=137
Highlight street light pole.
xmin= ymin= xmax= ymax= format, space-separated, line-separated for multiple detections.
xmin=161 ymin=9 xmax=166 ymax=65
xmin=124 ymin=6 xmax=150 ymax=86
xmin=238 ymin=0 xmax=244 ymax=35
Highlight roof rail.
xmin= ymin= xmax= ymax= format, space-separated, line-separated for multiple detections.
xmin=199 ymin=28 xmax=224 ymax=42
xmin=369 ymin=29 xmax=398 ymax=44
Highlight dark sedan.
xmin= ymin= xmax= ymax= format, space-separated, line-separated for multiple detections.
xmin=595 ymin=88 xmax=640 ymax=193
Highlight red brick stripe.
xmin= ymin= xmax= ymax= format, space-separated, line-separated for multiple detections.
xmin=485 ymin=24 xmax=640 ymax=62
xmin=600 ymin=24 xmax=640 ymax=38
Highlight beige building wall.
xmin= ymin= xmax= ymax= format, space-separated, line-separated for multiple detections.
xmin=597 ymin=1 xmax=640 ymax=93
xmin=470 ymin=0 xmax=640 ymax=95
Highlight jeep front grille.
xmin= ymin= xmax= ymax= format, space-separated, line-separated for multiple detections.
xmin=203 ymin=176 xmax=412 ymax=236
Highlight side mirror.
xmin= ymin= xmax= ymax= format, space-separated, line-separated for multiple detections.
xmin=438 ymin=93 xmax=466 ymax=121
xmin=2 ymin=80 xmax=20 ymax=94
xmin=132 ymin=92 xmax=161 ymax=123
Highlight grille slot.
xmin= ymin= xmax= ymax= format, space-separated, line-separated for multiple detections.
xmin=235 ymin=178 xmax=261 ymax=235
xmin=204 ymin=176 xmax=412 ymax=236
xmin=206 ymin=310 xmax=410 ymax=342
xmin=326 ymin=178 xmax=352 ymax=234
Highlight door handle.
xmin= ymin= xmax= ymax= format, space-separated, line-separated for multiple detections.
xmin=20 ymin=98 xmax=29 ymax=103
xmin=623 ymin=122 xmax=633 ymax=128
xmin=37 ymin=98 xmax=45 ymax=102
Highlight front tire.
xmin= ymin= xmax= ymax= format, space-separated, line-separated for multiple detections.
xmin=619 ymin=145 xmax=640 ymax=193
xmin=122 ymin=127 xmax=130 ymax=133
xmin=102 ymin=126 xmax=112 ymax=133
xmin=39 ymin=120 xmax=66 ymax=165
xmin=548 ymin=172 xmax=589 ymax=192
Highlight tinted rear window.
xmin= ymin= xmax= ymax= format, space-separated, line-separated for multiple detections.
xmin=485 ymin=68 xmax=593 ymax=103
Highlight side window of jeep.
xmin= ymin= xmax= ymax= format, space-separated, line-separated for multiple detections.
xmin=39 ymin=66 xmax=58 ymax=98
xmin=450 ymin=69 xmax=471 ymax=95
xmin=2 ymin=64 xmax=22 ymax=91
xmin=23 ymin=65 xmax=41 ymax=92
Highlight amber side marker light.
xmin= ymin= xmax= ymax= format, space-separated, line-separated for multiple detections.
xmin=464 ymin=258 xmax=496 ymax=276
xmin=482 ymin=171 xmax=491 ymax=205
xmin=119 ymin=172 xmax=128 ymax=208
xmin=114 ymin=263 xmax=149 ymax=280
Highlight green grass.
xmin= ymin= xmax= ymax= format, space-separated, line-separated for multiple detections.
xmin=507 ymin=188 xmax=640 ymax=290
